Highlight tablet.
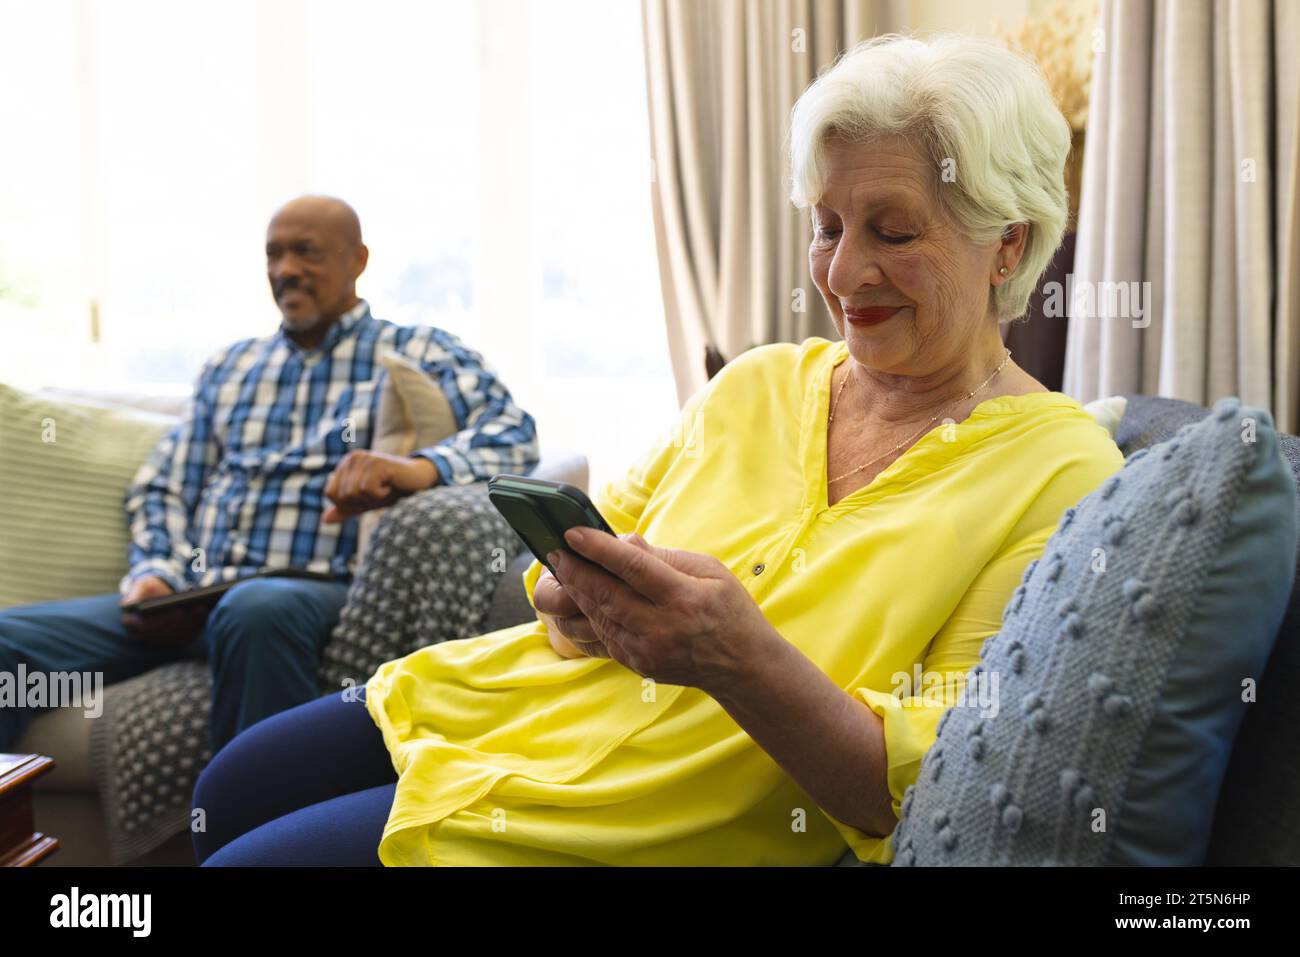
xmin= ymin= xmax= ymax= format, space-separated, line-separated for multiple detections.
xmin=121 ymin=568 xmax=345 ymax=616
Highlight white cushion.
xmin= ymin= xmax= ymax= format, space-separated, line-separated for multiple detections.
xmin=1082 ymin=394 xmax=1128 ymax=437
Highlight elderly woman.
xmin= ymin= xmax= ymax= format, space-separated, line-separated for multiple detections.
xmin=193 ymin=33 xmax=1122 ymax=866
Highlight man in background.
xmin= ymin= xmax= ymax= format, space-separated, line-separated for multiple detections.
xmin=0 ymin=195 xmax=538 ymax=753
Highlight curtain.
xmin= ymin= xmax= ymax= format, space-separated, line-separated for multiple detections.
xmin=1064 ymin=0 xmax=1300 ymax=431
xmin=642 ymin=0 xmax=910 ymax=403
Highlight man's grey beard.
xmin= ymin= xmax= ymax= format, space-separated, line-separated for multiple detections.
xmin=281 ymin=311 xmax=326 ymax=332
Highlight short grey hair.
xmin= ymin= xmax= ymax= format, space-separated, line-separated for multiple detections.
xmin=789 ymin=33 xmax=1072 ymax=322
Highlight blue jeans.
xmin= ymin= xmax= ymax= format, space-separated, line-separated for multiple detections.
xmin=0 ymin=577 xmax=350 ymax=755
xmin=193 ymin=690 xmax=396 ymax=866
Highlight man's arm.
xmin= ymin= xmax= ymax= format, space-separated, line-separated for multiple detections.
xmin=407 ymin=330 xmax=540 ymax=485
xmin=320 ymin=330 xmax=537 ymax=521
xmin=120 ymin=361 xmax=221 ymax=592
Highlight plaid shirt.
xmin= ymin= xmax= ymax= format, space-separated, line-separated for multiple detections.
xmin=122 ymin=301 xmax=538 ymax=591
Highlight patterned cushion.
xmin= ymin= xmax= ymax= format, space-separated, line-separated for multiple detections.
xmin=319 ymin=483 xmax=519 ymax=692
xmin=89 ymin=660 xmax=211 ymax=864
xmin=892 ymin=398 xmax=1298 ymax=866
xmin=1119 ymin=398 xmax=1300 ymax=865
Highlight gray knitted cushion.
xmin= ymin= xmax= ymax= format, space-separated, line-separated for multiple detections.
xmin=892 ymin=397 xmax=1298 ymax=866
xmin=319 ymin=483 xmax=519 ymax=691
xmin=1119 ymin=394 xmax=1300 ymax=864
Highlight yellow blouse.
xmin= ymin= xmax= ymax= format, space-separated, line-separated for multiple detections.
xmin=365 ymin=337 xmax=1123 ymax=865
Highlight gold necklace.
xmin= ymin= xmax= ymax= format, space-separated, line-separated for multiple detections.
xmin=827 ymin=348 xmax=1012 ymax=485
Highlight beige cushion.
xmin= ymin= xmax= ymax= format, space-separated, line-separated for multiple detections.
xmin=0 ymin=383 xmax=176 ymax=607
xmin=355 ymin=353 xmax=459 ymax=563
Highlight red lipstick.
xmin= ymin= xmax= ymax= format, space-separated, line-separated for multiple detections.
xmin=844 ymin=306 xmax=901 ymax=326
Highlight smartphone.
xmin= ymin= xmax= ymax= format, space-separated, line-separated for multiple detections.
xmin=487 ymin=474 xmax=615 ymax=574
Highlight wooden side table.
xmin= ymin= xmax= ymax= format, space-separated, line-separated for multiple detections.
xmin=0 ymin=753 xmax=59 ymax=866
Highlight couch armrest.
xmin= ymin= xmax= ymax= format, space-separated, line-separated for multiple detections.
xmin=1115 ymin=394 xmax=1210 ymax=455
xmin=482 ymin=550 xmax=541 ymax=634
xmin=531 ymin=449 xmax=590 ymax=493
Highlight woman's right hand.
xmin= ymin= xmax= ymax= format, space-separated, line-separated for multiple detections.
xmin=533 ymin=567 xmax=602 ymax=659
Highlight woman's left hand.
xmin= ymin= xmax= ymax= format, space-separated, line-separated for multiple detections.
xmin=547 ymin=527 xmax=779 ymax=691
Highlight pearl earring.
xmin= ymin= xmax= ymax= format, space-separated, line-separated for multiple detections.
xmin=998 ymin=266 xmax=1009 ymax=276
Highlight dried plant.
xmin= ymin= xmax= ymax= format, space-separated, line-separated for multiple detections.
xmin=994 ymin=1 xmax=1096 ymax=132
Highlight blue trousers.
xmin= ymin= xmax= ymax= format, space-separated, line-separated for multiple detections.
xmin=0 ymin=577 xmax=350 ymax=755
xmin=193 ymin=690 xmax=396 ymax=866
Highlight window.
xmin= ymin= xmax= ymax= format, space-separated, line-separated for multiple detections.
xmin=0 ymin=0 xmax=676 ymax=492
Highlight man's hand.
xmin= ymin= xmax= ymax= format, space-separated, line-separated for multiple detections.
xmin=322 ymin=450 xmax=440 ymax=523
xmin=119 ymin=576 xmax=207 ymax=648
xmin=533 ymin=567 xmax=601 ymax=658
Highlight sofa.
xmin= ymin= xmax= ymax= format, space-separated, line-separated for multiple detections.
xmin=11 ymin=385 xmax=589 ymax=866
xmin=18 ymin=393 xmax=1300 ymax=866
xmin=480 ymin=393 xmax=1300 ymax=867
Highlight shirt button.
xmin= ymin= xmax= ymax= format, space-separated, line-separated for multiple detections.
xmin=752 ymin=562 xmax=765 ymax=576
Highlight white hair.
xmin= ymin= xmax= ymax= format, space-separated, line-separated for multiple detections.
xmin=788 ymin=33 xmax=1072 ymax=322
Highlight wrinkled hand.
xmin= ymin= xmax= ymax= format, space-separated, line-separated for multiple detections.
xmin=547 ymin=528 xmax=778 ymax=689
xmin=119 ymin=576 xmax=207 ymax=648
xmin=533 ymin=568 xmax=600 ymax=658
xmin=323 ymin=450 xmax=439 ymax=523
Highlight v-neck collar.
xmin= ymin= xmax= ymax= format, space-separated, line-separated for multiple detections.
xmin=802 ymin=340 xmax=1081 ymax=516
